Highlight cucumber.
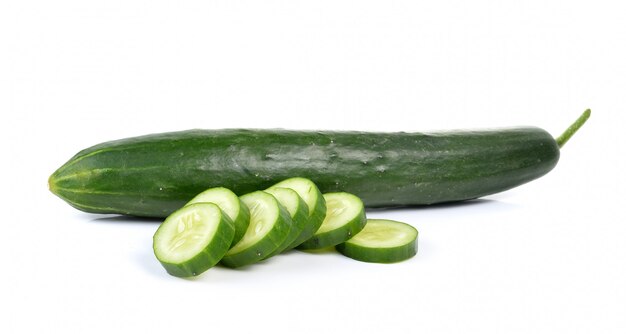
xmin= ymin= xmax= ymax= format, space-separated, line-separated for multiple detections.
xmin=186 ymin=187 xmax=250 ymax=246
xmin=267 ymin=177 xmax=327 ymax=250
xmin=153 ymin=203 xmax=235 ymax=277
xmin=336 ymin=219 xmax=417 ymax=263
xmin=220 ymin=191 xmax=292 ymax=268
xmin=263 ymin=187 xmax=309 ymax=255
xmin=297 ymin=192 xmax=366 ymax=250
xmin=49 ymin=110 xmax=590 ymax=217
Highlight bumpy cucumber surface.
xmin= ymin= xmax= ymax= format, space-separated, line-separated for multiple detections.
xmin=49 ymin=111 xmax=590 ymax=217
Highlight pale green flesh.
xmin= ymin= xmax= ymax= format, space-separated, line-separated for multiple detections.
xmin=186 ymin=187 xmax=239 ymax=220
xmin=154 ymin=204 xmax=221 ymax=263
xmin=348 ymin=219 xmax=417 ymax=248
xmin=269 ymin=178 xmax=318 ymax=216
xmin=227 ymin=193 xmax=278 ymax=255
xmin=316 ymin=193 xmax=363 ymax=234
xmin=264 ymin=188 xmax=299 ymax=217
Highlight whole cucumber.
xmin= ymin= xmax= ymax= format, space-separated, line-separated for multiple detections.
xmin=49 ymin=110 xmax=590 ymax=217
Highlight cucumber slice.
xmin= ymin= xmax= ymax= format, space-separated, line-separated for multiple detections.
xmin=267 ymin=177 xmax=326 ymax=250
xmin=220 ymin=191 xmax=293 ymax=268
xmin=186 ymin=187 xmax=250 ymax=246
xmin=153 ymin=203 xmax=235 ymax=277
xmin=335 ymin=219 xmax=418 ymax=263
xmin=297 ymin=192 xmax=366 ymax=250
xmin=263 ymin=187 xmax=309 ymax=255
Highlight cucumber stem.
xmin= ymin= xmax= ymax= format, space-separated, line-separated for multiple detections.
xmin=556 ymin=109 xmax=591 ymax=148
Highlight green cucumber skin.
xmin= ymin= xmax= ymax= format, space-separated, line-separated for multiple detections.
xmin=262 ymin=189 xmax=310 ymax=256
xmin=274 ymin=182 xmax=327 ymax=251
xmin=285 ymin=196 xmax=325 ymax=250
xmin=49 ymin=128 xmax=560 ymax=217
xmin=280 ymin=195 xmax=312 ymax=252
xmin=260 ymin=201 xmax=297 ymax=259
xmin=335 ymin=240 xmax=417 ymax=264
xmin=230 ymin=199 xmax=250 ymax=246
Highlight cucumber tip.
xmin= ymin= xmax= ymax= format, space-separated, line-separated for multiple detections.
xmin=48 ymin=174 xmax=57 ymax=194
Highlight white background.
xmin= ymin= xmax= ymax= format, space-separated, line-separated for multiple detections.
xmin=1 ymin=1 xmax=625 ymax=333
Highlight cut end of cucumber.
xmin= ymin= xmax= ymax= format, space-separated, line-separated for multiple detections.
xmin=186 ymin=187 xmax=239 ymax=219
xmin=267 ymin=177 xmax=327 ymax=250
xmin=297 ymin=192 xmax=366 ymax=249
xmin=336 ymin=219 xmax=417 ymax=263
xmin=154 ymin=203 xmax=235 ymax=277
xmin=268 ymin=177 xmax=319 ymax=213
xmin=348 ymin=220 xmax=416 ymax=249
xmin=264 ymin=187 xmax=299 ymax=217
xmin=221 ymin=191 xmax=292 ymax=267
xmin=185 ymin=187 xmax=250 ymax=245
xmin=227 ymin=192 xmax=279 ymax=255
xmin=316 ymin=193 xmax=364 ymax=234
xmin=154 ymin=204 xmax=222 ymax=264
xmin=262 ymin=187 xmax=309 ymax=256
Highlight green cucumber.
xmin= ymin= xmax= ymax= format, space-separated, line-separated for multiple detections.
xmin=297 ymin=192 xmax=366 ymax=250
xmin=49 ymin=110 xmax=590 ymax=217
xmin=267 ymin=177 xmax=327 ymax=250
xmin=186 ymin=187 xmax=250 ymax=246
xmin=336 ymin=219 xmax=417 ymax=263
xmin=153 ymin=203 xmax=235 ymax=277
xmin=220 ymin=191 xmax=292 ymax=268
xmin=263 ymin=187 xmax=309 ymax=255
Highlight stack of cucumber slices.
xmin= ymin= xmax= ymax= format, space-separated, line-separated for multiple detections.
xmin=153 ymin=177 xmax=418 ymax=277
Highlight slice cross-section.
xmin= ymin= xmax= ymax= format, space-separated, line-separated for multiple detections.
xmin=263 ymin=187 xmax=309 ymax=255
xmin=335 ymin=219 xmax=418 ymax=263
xmin=267 ymin=177 xmax=326 ymax=250
xmin=220 ymin=191 xmax=292 ymax=268
xmin=186 ymin=187 xmax=250 ymax=246
xmin=153 ymin=203 xmax=235 ymax=277
xmin=297 ymin=192 xmax=366 ymax=250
